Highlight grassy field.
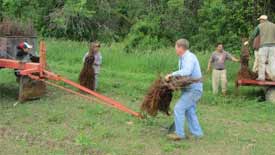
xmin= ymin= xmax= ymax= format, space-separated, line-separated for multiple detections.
xmin=1 ymin=39 xmax=275 ymax=155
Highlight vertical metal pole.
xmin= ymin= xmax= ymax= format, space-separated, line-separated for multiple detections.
xmin=39 ymin=40 xmax=46 ymax=76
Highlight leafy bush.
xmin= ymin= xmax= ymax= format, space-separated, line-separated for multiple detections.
xmin=1 ymin=0 xmax=275 ymax=50
xmin=123 ymin=17 xmax=170 ymax=52
xmin=42 ymin=0 xmax=96 ymax=41
xmin=191 ymin=0 xmax=255 ymax=53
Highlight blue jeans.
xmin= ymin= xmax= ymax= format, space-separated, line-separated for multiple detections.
xmin=174 ymin=90 xmax=203 ymax=138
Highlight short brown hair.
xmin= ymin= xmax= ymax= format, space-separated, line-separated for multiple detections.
xmin=88 ymin=41 xmax=101 ymax=56
xmin=91 ymin=41 xmax=101 ymax=48
xmin=216 ymin=42 xmax=223 ymax=47
xmin=176 ymin=39 xmax=189 ymax=49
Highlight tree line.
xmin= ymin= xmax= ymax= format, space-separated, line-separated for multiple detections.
xmin=1 ymin=0 xmax=275 ymax=52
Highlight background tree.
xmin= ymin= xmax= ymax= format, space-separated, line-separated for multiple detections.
xmin=1 ymin=0 xmax=275 ymax=52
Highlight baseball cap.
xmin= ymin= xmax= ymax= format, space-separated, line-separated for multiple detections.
xmin=18 ymin=42 xmax=33 ymax=49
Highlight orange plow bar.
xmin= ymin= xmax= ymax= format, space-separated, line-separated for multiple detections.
xmin=28 ymin=74 xmax=141 ymax=118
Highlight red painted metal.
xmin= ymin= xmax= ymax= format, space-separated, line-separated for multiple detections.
xmin=237 ymin=79 xmax=275 ymax=87
xmin=0 ymin=41 xmax=141 ymax=118
xmin=28 ymin=74 xmax=141 ymax=118
xmin=39 ymin=41 xmax=46 ymax=76
xmin=0 ymin=59 xmax=40 ymax=70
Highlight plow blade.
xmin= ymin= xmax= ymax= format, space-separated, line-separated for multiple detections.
xmin=18 ymin=76 xmax=46 ymax=102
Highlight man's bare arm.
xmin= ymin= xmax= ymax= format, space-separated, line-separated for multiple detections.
xmin=207 ymin=58 xmax=212 ymax=72
xmin=232 ymin=56 xmax=240 ymax=62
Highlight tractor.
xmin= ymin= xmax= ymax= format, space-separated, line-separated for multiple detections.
xmin=0 ymin=20 xmax=140 ymax=118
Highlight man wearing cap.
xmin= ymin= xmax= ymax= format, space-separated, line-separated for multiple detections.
xmin=245 ymin=15 xmax=275 ymax=81
xmin=16 ymin=42 xmax=37 ymax=62
xmin=15 ymin=42 xmax=38 ymax=77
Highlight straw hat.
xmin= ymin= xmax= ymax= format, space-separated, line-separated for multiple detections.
xmin=257 ymin=15 xmax=268 ymax=21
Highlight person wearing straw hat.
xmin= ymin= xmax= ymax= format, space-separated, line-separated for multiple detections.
xmin=245 ymin=15 xmax=275 ymax=81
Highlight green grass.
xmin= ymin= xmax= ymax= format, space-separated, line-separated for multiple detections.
xmin=1 ymin=39 xmax=275 ymax=155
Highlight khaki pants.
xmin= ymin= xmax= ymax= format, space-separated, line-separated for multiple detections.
xmin=252 ymin=50 xmax=259 ymax=73
xmin=258 ymin=46 xmax=275 ymax=80
xmin=212 ymin=69 xmax=227 ymax=94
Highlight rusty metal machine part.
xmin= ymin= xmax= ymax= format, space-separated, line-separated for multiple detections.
xmin=18 ymin=76 xmax=46 ymax=102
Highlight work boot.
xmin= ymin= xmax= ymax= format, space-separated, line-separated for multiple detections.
xmin=167 ymin=133 xmax=185 ymax=141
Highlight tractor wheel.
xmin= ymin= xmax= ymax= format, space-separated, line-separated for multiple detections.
xmin=265 ymin=87 xmax=275 ymax=103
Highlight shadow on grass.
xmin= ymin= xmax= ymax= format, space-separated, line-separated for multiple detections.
xmin=0 ymin=84 xmax=18 ymax=100
xmin=236 ymin=87 xmax=265 ymax=102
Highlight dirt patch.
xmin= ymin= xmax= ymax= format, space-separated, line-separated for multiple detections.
xmin=0 ymin=127 xmax=103 ymax=154
xmin=79 ymin=55 xmax=95 ymax=90
xmin=141 ymin=76 xmax=200 ymax=117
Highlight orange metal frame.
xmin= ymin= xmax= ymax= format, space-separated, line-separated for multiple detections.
xmin=237 ymin=79 xmax=275 ymax=87
xmin=0 ymin=41 xmax=141 ymax=118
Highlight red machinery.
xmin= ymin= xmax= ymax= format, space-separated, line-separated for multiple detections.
xmin=237 ymin=79 xmax=275 ymax=102
xmin=236 ymin=40 xmax=275 ymax=102
xmin=0 ymin=41 xmax=141 ymax=118
xmin=237 ymin=79 xmax=275 ymax=87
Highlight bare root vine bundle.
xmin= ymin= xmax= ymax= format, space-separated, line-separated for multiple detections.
xmin=237 ymin=42 xmax=257 ymax=80
xmin=141 ymin=76 xmax=201 ymax=117
xmin=79 ymin=55 xmax=95 ymax=90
